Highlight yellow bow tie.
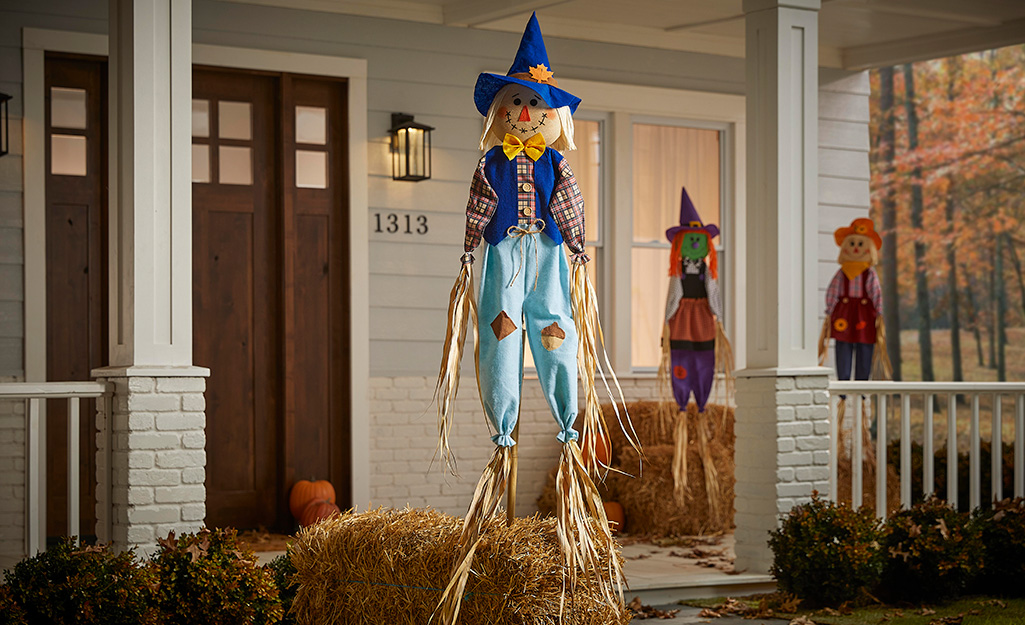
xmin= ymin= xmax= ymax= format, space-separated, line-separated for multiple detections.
xmin=503 ymin=133 xmax=546 ymax=161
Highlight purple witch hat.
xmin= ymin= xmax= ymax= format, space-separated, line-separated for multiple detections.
xmin=665 ymin=186 xmax=719 ymax=242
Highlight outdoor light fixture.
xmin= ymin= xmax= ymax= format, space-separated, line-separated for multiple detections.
xmin=0 ymin=92 xmax=11 ymax=157
xmin=389 ymin=113 xmax=434 ymax=181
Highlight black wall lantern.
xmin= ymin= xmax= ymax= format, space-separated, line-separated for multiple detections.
xmin=0 ymin=92 xmax=11 ymax=157
xmin=389 ymin=113 xmax=434 ymax=181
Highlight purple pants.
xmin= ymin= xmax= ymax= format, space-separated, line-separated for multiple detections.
xmin=670 ymin=348 xmax=715 ymax=412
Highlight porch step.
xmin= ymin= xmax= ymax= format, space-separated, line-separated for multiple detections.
xmin=626 ymin=572 xmax=775 ymax=605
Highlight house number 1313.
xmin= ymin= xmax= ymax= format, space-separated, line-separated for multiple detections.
xmin=374 ymin=213 xmax=428 ymax=235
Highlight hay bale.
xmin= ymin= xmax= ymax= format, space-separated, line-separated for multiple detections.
xmin=290 ymin=507 xmax=629 ymax=625
xmin=538 ymin=401 xmax=735 ymax=537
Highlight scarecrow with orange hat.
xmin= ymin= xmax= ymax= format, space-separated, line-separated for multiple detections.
xmin=433 ymin=13 xmax=636 ymax=624
xmin=819 ymin=217 xmax=892 ymax=382
xmin=657 ymin=187 xmax=733 ymax=512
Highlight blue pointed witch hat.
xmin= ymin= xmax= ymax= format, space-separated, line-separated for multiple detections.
xmin=473 ymin=12 xmax=581 ymax=116
xmin=665 ymin=186 xmax=719 ymax=242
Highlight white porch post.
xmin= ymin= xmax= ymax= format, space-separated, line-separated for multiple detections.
xmin=734 ymin=0 xmax=831 ymax=573
xmin=92 ymin=0 xmax=208 ymax=555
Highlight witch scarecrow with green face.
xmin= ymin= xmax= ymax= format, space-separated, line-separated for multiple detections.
xmin=433 ymin=12 xmax=637 ymax=624
xmin=658 ymin=187 xmax=733 ymax=511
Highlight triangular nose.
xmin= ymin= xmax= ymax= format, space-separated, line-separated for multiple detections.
xmin=518 ymin=106 xmax=531 ymax=122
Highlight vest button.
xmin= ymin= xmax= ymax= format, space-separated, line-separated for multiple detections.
xmin=861 ymin=299 xmax=867 ymax=305
xmin=842 ymin=297 xmax=849 ymax=303
xmin=521 ymin=182 xmax=533 ymax=192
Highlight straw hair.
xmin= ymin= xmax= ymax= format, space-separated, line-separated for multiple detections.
xmin=570 ymin=262 xmax=641 ymax=478
xmin=436 ymin=446 xmax=512 ymax=625
xmin=433 ymin=260 xmax=483 ymax=475
xmin=290 ymin=507 xmax=629 ymax=625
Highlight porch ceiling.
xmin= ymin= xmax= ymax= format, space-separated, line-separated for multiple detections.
xmin=218 ymin=0 xmax=1025 ymax=69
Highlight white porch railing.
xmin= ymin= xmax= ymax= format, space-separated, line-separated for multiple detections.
xmin=829 ymin=381 xmax=1025 ymax=518
xmin=0 ymin=382 xmax=113 ymax=555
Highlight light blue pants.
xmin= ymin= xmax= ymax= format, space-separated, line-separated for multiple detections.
xmin=478 ymin=232 xmax=578 ymax=446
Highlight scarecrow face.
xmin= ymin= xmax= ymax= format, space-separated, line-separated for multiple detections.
xmin=679 ymin=232 xmax=708 ymax=260
xmin=494 ymin=86 xmax=562 ymax=146
xmin=838 ymin=234 xmax=877 ymax=265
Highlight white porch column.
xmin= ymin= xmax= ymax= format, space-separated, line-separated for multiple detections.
xmin=734 ymin=0 xmax=830 ymax=573
xmin=93 ymin=0 xmax=208 ymax=555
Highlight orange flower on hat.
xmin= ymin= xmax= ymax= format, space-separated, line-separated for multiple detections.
xmin=529 ymin=63 xmax=555 ymax=83
xmin=833 ymin=318 xmax=849 ymax=332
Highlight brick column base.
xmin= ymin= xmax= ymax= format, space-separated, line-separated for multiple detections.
xmin=95 ymin=375 xmax=207 ymax=556
xmin=733 ymin=368 xmax=831 ymax=573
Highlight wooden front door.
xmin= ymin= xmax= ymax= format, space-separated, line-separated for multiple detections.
xmin=192 ymin=68 xmax=351 ymax=530
xmin=44 ymin=54 xmax=108 ymax=539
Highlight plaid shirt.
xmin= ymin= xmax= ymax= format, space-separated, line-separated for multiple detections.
xmin=464 ymin=151 xmax=588 ymax=261
xmin=826 ymin=268 xmax=882 ymax=315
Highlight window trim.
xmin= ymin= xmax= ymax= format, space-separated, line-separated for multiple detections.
xmin=559 ymin=78 xmax=746 ymax=375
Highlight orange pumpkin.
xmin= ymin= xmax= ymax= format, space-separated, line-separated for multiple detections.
xmin=300 ymin=499 xmax=341 ymax=527
xmin=603 ymin=501 xmax=625 ymax=535
xmin=289 ymin=479 xmax=335 ymax=520
xmin=580 ymin=431 xmax=612 ymax=467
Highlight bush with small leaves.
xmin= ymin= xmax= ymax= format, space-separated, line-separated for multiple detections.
xmin=769 ymin=494 xmax=884 ymax=607
xmin=973 ymin=497 xmax=1025 ymax=597
xmin=881 ymin=497 xmax=981 ymax=603
xmin=2 ymin=538 xmax=158 ymax=625
xmin=0 ymin=583 xmax=28 ymax=625
xmin=266 ymin=553 xmax=298 ymax=625
xmin=149 ymin=528 xmax=284 ymax=625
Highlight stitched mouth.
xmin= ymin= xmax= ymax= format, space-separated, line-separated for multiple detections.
xmin=504 ymin=110 xmax=547 ymax=134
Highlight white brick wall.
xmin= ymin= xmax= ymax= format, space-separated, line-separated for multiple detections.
xmin=0 ymin=379 xmax=25 ymax=571
xmin=96 ymin=376 xmax=206 ymax=556
xmin=733 ymin=370 xmax=831 ymax=574
xmin=368 ymin=374 xmax=660 ymax=516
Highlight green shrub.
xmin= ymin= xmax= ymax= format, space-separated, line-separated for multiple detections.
xmin=149 ymin=528 xmax=283 ymax=625
xmin=266 ymin=553 xmax=297 ymax=625
xmin=769 ymin=494 xmax=884 ymax=607
xmin=881 ymin=497 xmax=981 ymax=603
xmin=2 ymin=538 xmax=158 ymax=625
xmin=0 ymin=583 xmax=28 ymax=625
xmin=973 ymin=497 xmax=1025 ymax=597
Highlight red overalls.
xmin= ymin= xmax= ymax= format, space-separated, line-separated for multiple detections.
xmin=830 ymin=272 xmax=877 ymax=344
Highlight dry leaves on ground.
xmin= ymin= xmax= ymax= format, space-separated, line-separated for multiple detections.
xmin=626 ymin=597 xmax=680 ymax=620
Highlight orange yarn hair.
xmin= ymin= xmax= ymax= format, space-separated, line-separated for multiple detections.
xmin=668 ymin=231 xmax=717 ymax=280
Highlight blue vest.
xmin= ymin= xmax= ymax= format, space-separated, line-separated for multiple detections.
xmin=481 ymin=146 xmax=564 ymax=247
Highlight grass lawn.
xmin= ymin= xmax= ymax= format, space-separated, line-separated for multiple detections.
xmin=684 ymin=594 xmax=1025 ymax=624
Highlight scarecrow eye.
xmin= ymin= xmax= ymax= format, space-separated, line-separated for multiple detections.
xmin=530 ymin=98 xmax=538 ymax=106
xmin=513 ymin=98 xmax=522 ymax=105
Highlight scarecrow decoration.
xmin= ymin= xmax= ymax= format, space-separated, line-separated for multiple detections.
xmin=818 ymin=218 xmax=893 ymax=458
xmin=656 ymin=187 xmax=733 ymax=513
xmin=432 ymin=13 xmax=638 ymax=624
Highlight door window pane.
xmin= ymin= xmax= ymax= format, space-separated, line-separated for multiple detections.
xmin=219 ymin=146 xmax=252 ymax=185
xmin=51 ymin=134 xmax=87 ymax=176
xmin=296 ymin=150 xmax=328 ymax=189
xmin=219 ymin=101 xmax=252 ymax=140
xmin=296 ymin=106 xmax=327 ymax=145
xmin=631 ymin=123 xmax=722 ymax=369
xmin=192 ymin=144 xmax=211 ymax=183
xmin=192 ymin=99 xmax=210 ymax=138
xmin=51 ymin=87 xmax=87 ymax=130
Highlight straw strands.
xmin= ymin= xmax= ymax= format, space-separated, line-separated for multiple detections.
xmin=290 ymin=508 xmax=630 ymax=625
